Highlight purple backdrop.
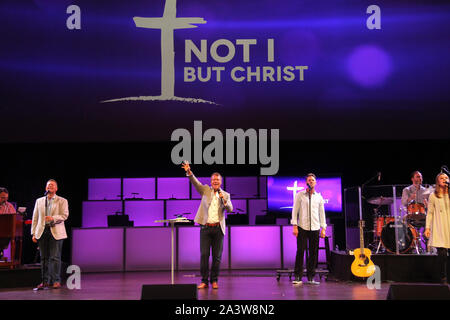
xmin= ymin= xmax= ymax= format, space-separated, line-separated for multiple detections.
xmin=282 ymin=225 xmax=334 ymax=266
xmin=177 ymin=226 xmax=229 ymax=270
xmin=226 ymin=177 xmax=259 ymax=198
xmin=166 ymin=200 xmax=199 ymax=219
xmin=88 ymin=178 xmax=121 ymax=200
xmin=248 ymin=199 xmax=268 ymax=225
xmin=124 ymin=200 xmax=164 ymax=226
xmin=157 ymin=177 xmax=190 ymax=199
xmin=82 ymin=201 xmax=122 ymax=228
xmin=125 ymin=227 xmax=172 ymax=271
xmin=230 ymin=226 xmax=281 ymax=269
xmin=123 ymin=178 xmax=156 ymax=199
xmin=72 ymin=228 xmax=124 ymax=272
xmin=72 ymin=225 xmax=333 ymax=271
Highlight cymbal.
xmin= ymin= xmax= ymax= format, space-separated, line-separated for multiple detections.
xmin=367 ymin=196 xmax=394 ymax=205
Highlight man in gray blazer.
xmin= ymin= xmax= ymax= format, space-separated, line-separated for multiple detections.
xmin=182 ymin=162 xmax=233 ymax=289
xmin=31 ymin=179 xmax=69 ymax=290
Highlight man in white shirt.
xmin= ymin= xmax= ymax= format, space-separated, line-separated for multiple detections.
xmin=291 ymin=173 xmax=327 ymax=285
xmin=401 ymin=171 xmax=429 ymax=209
xmin=182 ymin=162 xmax=233 ymax=290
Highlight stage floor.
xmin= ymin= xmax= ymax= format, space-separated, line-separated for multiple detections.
xmin=0 ymin=270 xmax=407 ymax=300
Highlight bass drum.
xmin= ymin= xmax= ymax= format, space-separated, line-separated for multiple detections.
xmin=381 ymin=221 xmax=418 ymax=253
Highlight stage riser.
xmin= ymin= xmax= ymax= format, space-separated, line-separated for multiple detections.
xmin=0 ymin=268 xmax=41 ymax=288
xmin=330 ymin=251 xmax=450 ymax=282
xmin=0 ymin=264 xmax=70 ymax=289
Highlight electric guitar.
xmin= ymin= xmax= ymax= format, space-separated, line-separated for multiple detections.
xmin=350 ymin=220 xmax=376 ymax=278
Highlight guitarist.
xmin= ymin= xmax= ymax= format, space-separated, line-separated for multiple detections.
xmin=291 ymin=173 xmax=327 ymax=285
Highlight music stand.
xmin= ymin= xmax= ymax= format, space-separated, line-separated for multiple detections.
xmin=154 ymin=217 xmax=191 ymax=284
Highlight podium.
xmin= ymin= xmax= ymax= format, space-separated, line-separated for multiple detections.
xmin=154 ymin=218 xmax=191 ymax=284
xmin=0 ymin=214 xmax=24 ymax=269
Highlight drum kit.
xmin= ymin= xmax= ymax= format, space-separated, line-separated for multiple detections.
xmin=368 ymin=189 xmax=432 ymax=254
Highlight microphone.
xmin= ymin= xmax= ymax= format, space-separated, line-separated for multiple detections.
xmin=218 ymin=189 xmax=225 ymax=205
xmin=44 ymin=190 xmax=49 ymax=196
xmin=377 ymin=172 xmax=381 ymax=182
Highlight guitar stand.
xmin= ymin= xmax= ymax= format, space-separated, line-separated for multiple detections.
xmin=376 ymin=240 xmax=382 ymax=254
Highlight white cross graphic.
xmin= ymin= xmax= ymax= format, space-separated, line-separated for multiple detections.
xmin=287 ymin=180 xmax=304 ymax=204
xmin=102 ymin=0 xmax=217 ymax=105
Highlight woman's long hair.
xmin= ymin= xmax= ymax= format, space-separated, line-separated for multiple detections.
xmin=434 ymin=173 xmax=449 ymax=198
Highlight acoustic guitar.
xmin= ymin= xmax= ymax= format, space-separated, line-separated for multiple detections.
xmin=350 ymin=220 xmax=376 ymax=278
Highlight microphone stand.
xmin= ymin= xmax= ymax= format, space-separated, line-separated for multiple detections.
xmin=359 ymin=172 xmax=381 ymax=253
xmin=361 ymin=172 xmax=381 ymax=190
xmin=307 ymin=184 xmax=312 ymax=231
xmin=441 ymin=165 xmax=450 ymax=191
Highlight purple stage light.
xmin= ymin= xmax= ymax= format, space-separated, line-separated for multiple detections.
xmin=225 ymin=177 xmax=258 ymax=198
xmin=229 ymin=199 xmax=247 ymax=215
xmin=230 ymin=226 xmax=281 ymax=268
xmin=347 ymin=45 xmax=392 ymax=88
xmin=72 ymin=228 xmax=124 ymax=272
xmin=124 ymin=200 xmax=164 ymax=226
xmin=123 ymin=178 xmax=155 ymax=199
xmin=259 ymin=176 xmax=267 ymax=198
xmin=157 ymin=177 xmax=190 ymax=199
xmin=248 ymin=199 xmax=268 ymax=225
xmin=88 ymin=178 xmax=121 ymax=201
xmin=125 ymin=228 xmax=172 ymax=271
xmin=166 ymin=200 xmax=200 ymax=219
xmin=82 ymin=201 xmax=122 ymax=228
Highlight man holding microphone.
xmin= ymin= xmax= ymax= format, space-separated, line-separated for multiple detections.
xmin=291 ymin=173 xmax=327 ymax=285
xmin=182 ymin=161 xmax=233 ymax=290
xmin=31 ymin=179 xmax=69 ymax=290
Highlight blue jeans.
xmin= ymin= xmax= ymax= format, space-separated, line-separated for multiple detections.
xmin=200 ymin=225 xmax=224 ymax=284
xmin=39 ymin=227 xmax=64 ymax=284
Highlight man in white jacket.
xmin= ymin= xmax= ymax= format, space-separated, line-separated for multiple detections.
xmin=182 ymin=162 xmax=233 ymax=290
xmin=31 ymin=179 xmax=69 ymax=290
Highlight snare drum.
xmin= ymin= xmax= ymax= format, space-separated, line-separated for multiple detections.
xmin=406 ymin=201 xmax=426 ymax=224
xmin=407 ymin=201 xmax=425 ymax=214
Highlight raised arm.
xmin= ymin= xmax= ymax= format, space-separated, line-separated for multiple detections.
xmin=182 ymin=161 xmax=205 ymax=195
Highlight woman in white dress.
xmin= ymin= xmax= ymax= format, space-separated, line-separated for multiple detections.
xmin=424 ymin=173 xmax=450 ymax=284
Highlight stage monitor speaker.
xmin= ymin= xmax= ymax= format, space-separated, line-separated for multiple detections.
xmin=387 ymin=284 xmax=450 ymax=300
xmin=141 ymin=284 xmax=198 ymax=300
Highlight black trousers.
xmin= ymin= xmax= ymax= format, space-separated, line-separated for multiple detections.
xmin=294 ymin=227 xmax=319 ymax=280
xmin=200 ymin=225 xmax=224 ymax=284
xmin=436 ymin=247 xmax=450 ymax=282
